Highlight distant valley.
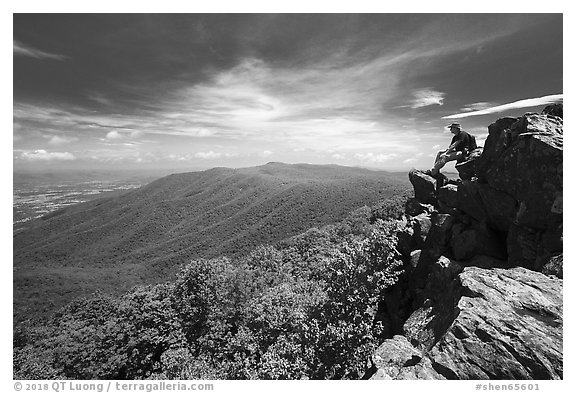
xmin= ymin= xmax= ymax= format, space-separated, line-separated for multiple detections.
xmin=13 ymin=170 xmax=174 ymax=227
xmin=13 ymin=163 xmax=411 ymax=321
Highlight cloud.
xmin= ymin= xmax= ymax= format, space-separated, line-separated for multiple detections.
xmin=47 ymin=135 xmax=78 ymax=146
xmin=443 ymin=94 xmax=563 ymax=119
xmin=87 ymin=92 xmax=112 ymax=105
xmin=106 ymin=130 xmax=123 ymax=140
xmin=13 ymin=40 xmax=68 ymax=60
xmin=354 ymin=152 xmax=398 ymax=163
xmin=194 ymin=151 xmax=222 ymax=159
xmin=460 ymin=102 xmax=493 ymax=112
xmin=260 ymin=150 xmax=273 ymax=158
xmin=410 ymin=89 xmax=445 ymax=108
xmin=13 ymin=17 xmax=560 ymax=170
xmin=18 ymin=149 xmax=76 ymax=161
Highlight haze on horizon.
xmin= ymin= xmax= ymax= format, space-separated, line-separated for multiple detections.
xmin=13 ymin=14 xmax=563 ymax=173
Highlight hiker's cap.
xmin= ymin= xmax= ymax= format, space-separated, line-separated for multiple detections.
xmin=446 ymin=122 xmax=461 ymax=129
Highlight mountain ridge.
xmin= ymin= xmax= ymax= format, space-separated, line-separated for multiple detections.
xmin=14 ymin=162 xmax=411 ymax=321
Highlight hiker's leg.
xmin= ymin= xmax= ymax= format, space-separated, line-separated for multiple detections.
xmin=434 ymin=150 xmax=446 ymax=165
xmin=431 ymin=150 xmax=447 ymax=174
xmin=432 ymin=151 xmax=463 ymax=174
xmin=443 ymin=151 xmax=463 ymax=164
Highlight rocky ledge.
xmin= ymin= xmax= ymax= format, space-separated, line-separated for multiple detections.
xmin=369 ymin=105 xmax=563 ymax=380
xmin=370 ymin=265 xmax=562 ymax=379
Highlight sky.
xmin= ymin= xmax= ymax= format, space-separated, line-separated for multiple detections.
xmin=13 ymin=13 xmax=563 ymax=172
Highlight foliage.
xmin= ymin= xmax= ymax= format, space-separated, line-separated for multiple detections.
xmin=370 ymin=189 xmax=413 ymax=222
xmin=15 ymin=195 xmax=409 ymax=380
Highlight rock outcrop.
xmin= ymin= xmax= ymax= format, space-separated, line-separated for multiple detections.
xmin=370 ymin=105 xmax=563 ymax=380
xmin=371 ymin=267 xmax=562 ymax=380
xmin=403 ymin=109 xmax=563 ymax=272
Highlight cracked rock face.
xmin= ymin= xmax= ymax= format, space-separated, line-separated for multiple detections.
xmin=370 ymin=266 xmax=562 ymax=380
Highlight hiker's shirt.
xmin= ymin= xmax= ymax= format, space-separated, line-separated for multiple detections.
xmin=450 ymin=131 xmax=472 ymax=154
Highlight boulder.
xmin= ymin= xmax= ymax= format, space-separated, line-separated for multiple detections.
xmin=412 ymin=213 xmax=432 ymax=248
xmin=396 ymin=225 xmax=416 ymax=257
xmin=380 ymin=266 xmax=563 ymax=379
xmin=507 ymin=224 xmax=540 ymax=270
xmin=421 ymin=213 xmax=454 ymax=257
xmin=478 ymin=114 xmax=562 ymax=231
xmin=476 ymin=116 xmax=519 ymax=183
xmin=425 ymin=267 xmax=563 ymax=379
xmin=408 ymin=169 xmax=437 ymax=205
xmin=505 ymin=222 xmax=563 ymax=273
xmin=405 ymin=198 xmax=435 ymax=217
xmin=450 ymin=223 xmax=507 ymax=261
xmin=455 ymin=147 xmax=483 ymax=180
xmin=409 ymin=249 xmax=422 ymax=270
xmin=370 ymin=335 xmax=422 ymax=377
xmin=542 ymin=103 xmax=563 ymax=119
xmin=456 ymin=180 xmax=487 ymax=223
xmin=542 ymin=254 xmax=563 ymax=279
xmin=369 ymin=335 xmax=443 ymax=380
xmin=438 ymin=184 xmax=458 ymax=208
xmin=477 ymin=185 xmax=517 ymax=232
xmin=404 ymin=256 xmax=463 ymax=351
xmin=408 ymin=214 xmax=455 ymax=300
xmin=541 ymin=225 xmax=563 ymax=255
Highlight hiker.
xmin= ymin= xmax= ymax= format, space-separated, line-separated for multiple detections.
xmin=428 ymin=122 xmax=474 ymax=176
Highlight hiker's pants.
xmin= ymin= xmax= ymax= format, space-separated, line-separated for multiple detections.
xmin=432 ymin=150 xmax=464 ymax=173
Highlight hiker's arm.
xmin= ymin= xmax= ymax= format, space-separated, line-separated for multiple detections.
xmin=445 ymin=141 xmax=460 ymax=154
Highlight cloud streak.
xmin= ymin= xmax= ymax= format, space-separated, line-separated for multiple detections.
xmin=13 ymin=40 xmax=68 ymax=61
xmin=410 ymin=89 xmax=445 ymax=108
xmin=443 ymin=94 xmax=563 ymax=119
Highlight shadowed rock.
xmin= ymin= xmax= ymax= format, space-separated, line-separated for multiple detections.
xmin=408 ymin=169 xmax=437 ymax=205
xmin=455 ymin=147 xmax=483 ymax=180
xmin=542 ymin=103 xmax=563 ymax=119
xmin=479 ymin=114 xmax=562 ymax=231
xmin=438 ymin=184 xmax=458 ymax=208
xmin=372 ymin=267 xmax=563 ymax=380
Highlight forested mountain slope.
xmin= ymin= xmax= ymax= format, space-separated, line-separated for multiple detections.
xmin=14 ymin=162 xmax=410 ymax=321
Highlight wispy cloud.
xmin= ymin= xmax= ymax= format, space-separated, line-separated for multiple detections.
xmin=16 ymin=149 xmax=76 ymax=161
xmin=194 ymin=151 xmax=223 ymax=159
xmin=13 ymin=15 xmax=562 ymax=170
xmin=13 ymin=40 xmax=68 ymax=61
xmin=87 ymin=92 xmax=112 ymax=105
xmin=410 ymin=88 xmax=446 ymax=108
xmin=460 ymin=102 xmax=494 ymax=112
xmin=47 ymin=135 xmax=78 ymax=146
xmin=354 ymin=152 xmax=398 ymax=163
xmin=443 ymin=94 xmax=563 ymax=119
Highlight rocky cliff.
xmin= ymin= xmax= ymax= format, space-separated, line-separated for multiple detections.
xmin=368 ymin=105 xmax=563 ymax=380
